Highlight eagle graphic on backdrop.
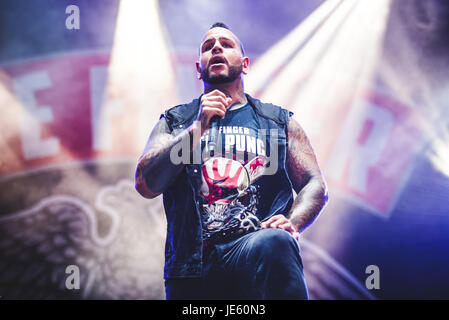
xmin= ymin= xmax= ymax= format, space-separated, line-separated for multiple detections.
xmin=0 ymin=178 xmax=374 ymax=299
xmin=0 ymin=180 xmax=166 ymax=299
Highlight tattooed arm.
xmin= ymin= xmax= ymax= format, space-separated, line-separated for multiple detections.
xmin=285 ymin=118 xmax=328 ymax=233
xmin=261 ymin=117 xmax=328 ymax=236
xmin=135 ymin=118 xmax=199 ymax=199
xmin=135 ymin=90 xmax=232 ymax=199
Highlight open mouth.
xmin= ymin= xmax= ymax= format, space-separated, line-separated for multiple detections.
xmin=209 ymin=56 xmax=227 ymax=67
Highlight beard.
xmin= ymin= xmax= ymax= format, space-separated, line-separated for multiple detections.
xmin=201 ymin=63 xmax=243 ymax=84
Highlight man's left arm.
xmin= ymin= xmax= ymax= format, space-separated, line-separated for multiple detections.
xmin=261 ymin=117 xmax=328 ymax=237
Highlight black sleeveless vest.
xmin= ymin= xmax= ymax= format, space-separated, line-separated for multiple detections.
xmin=160 ymin=93 xmax=294 ymax=278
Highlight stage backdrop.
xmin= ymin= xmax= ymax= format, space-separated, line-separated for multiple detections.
xmin=0 ymin=0 xmax=448 ymax=299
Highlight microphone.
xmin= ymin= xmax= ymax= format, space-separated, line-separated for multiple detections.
xmin=208 ymin=115 xmax=220 ymax=156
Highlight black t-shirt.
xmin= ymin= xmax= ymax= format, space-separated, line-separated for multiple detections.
xmin=199 ymin=103 xmax=269 ymax=239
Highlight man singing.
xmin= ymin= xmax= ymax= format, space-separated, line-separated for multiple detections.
xmin=135 ymin=22 xmax=328 ymax=299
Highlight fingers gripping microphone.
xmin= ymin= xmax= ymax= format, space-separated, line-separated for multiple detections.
xmin=208 ymin=115 xmax=220 ymax=156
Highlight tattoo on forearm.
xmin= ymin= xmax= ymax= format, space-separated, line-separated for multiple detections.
xmin=286 ymin=118 xmax=328 ymax=232
xmin=288 ymin=177 xmax=328 ymax=233
xmin=135 ymin=119 xmax=200 ymax=197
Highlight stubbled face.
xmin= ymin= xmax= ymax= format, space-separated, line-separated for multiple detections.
xmin=196 ymin=27 xmax=249 ymax=84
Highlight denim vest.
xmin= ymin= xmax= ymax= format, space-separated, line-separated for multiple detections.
xmin=161 ymin=94 xmax=294 ymax=279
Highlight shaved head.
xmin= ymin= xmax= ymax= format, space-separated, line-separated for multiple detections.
xmin=196 ymin=23 xmax=249 ymax=85
xmin=200 ymin=22 xmax=245 ymax=56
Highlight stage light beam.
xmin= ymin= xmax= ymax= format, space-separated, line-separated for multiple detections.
xmin=101 ymin=0 xmax=176 ymax=151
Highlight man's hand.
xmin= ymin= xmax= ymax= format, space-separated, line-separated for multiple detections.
xmin=197 ymin=89 xmax=232 ymax=135
xmin=261 ymin=214 xmax=300 ymax=241
xmin=135 ymin=89 xmax=232 ymax=199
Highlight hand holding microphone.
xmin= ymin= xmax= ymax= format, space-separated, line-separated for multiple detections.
xmin=197 ymin=89 xmax=232 ymax=154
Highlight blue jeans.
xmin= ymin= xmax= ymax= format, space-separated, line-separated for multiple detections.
xmin=165 ymin=228 xmax=308 ymax=300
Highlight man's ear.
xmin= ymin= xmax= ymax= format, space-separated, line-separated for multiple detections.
xmin=242 ymin=56 xmax=250 ymax=75
xmin=196 ymin=61 xmax=202 ymax=80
